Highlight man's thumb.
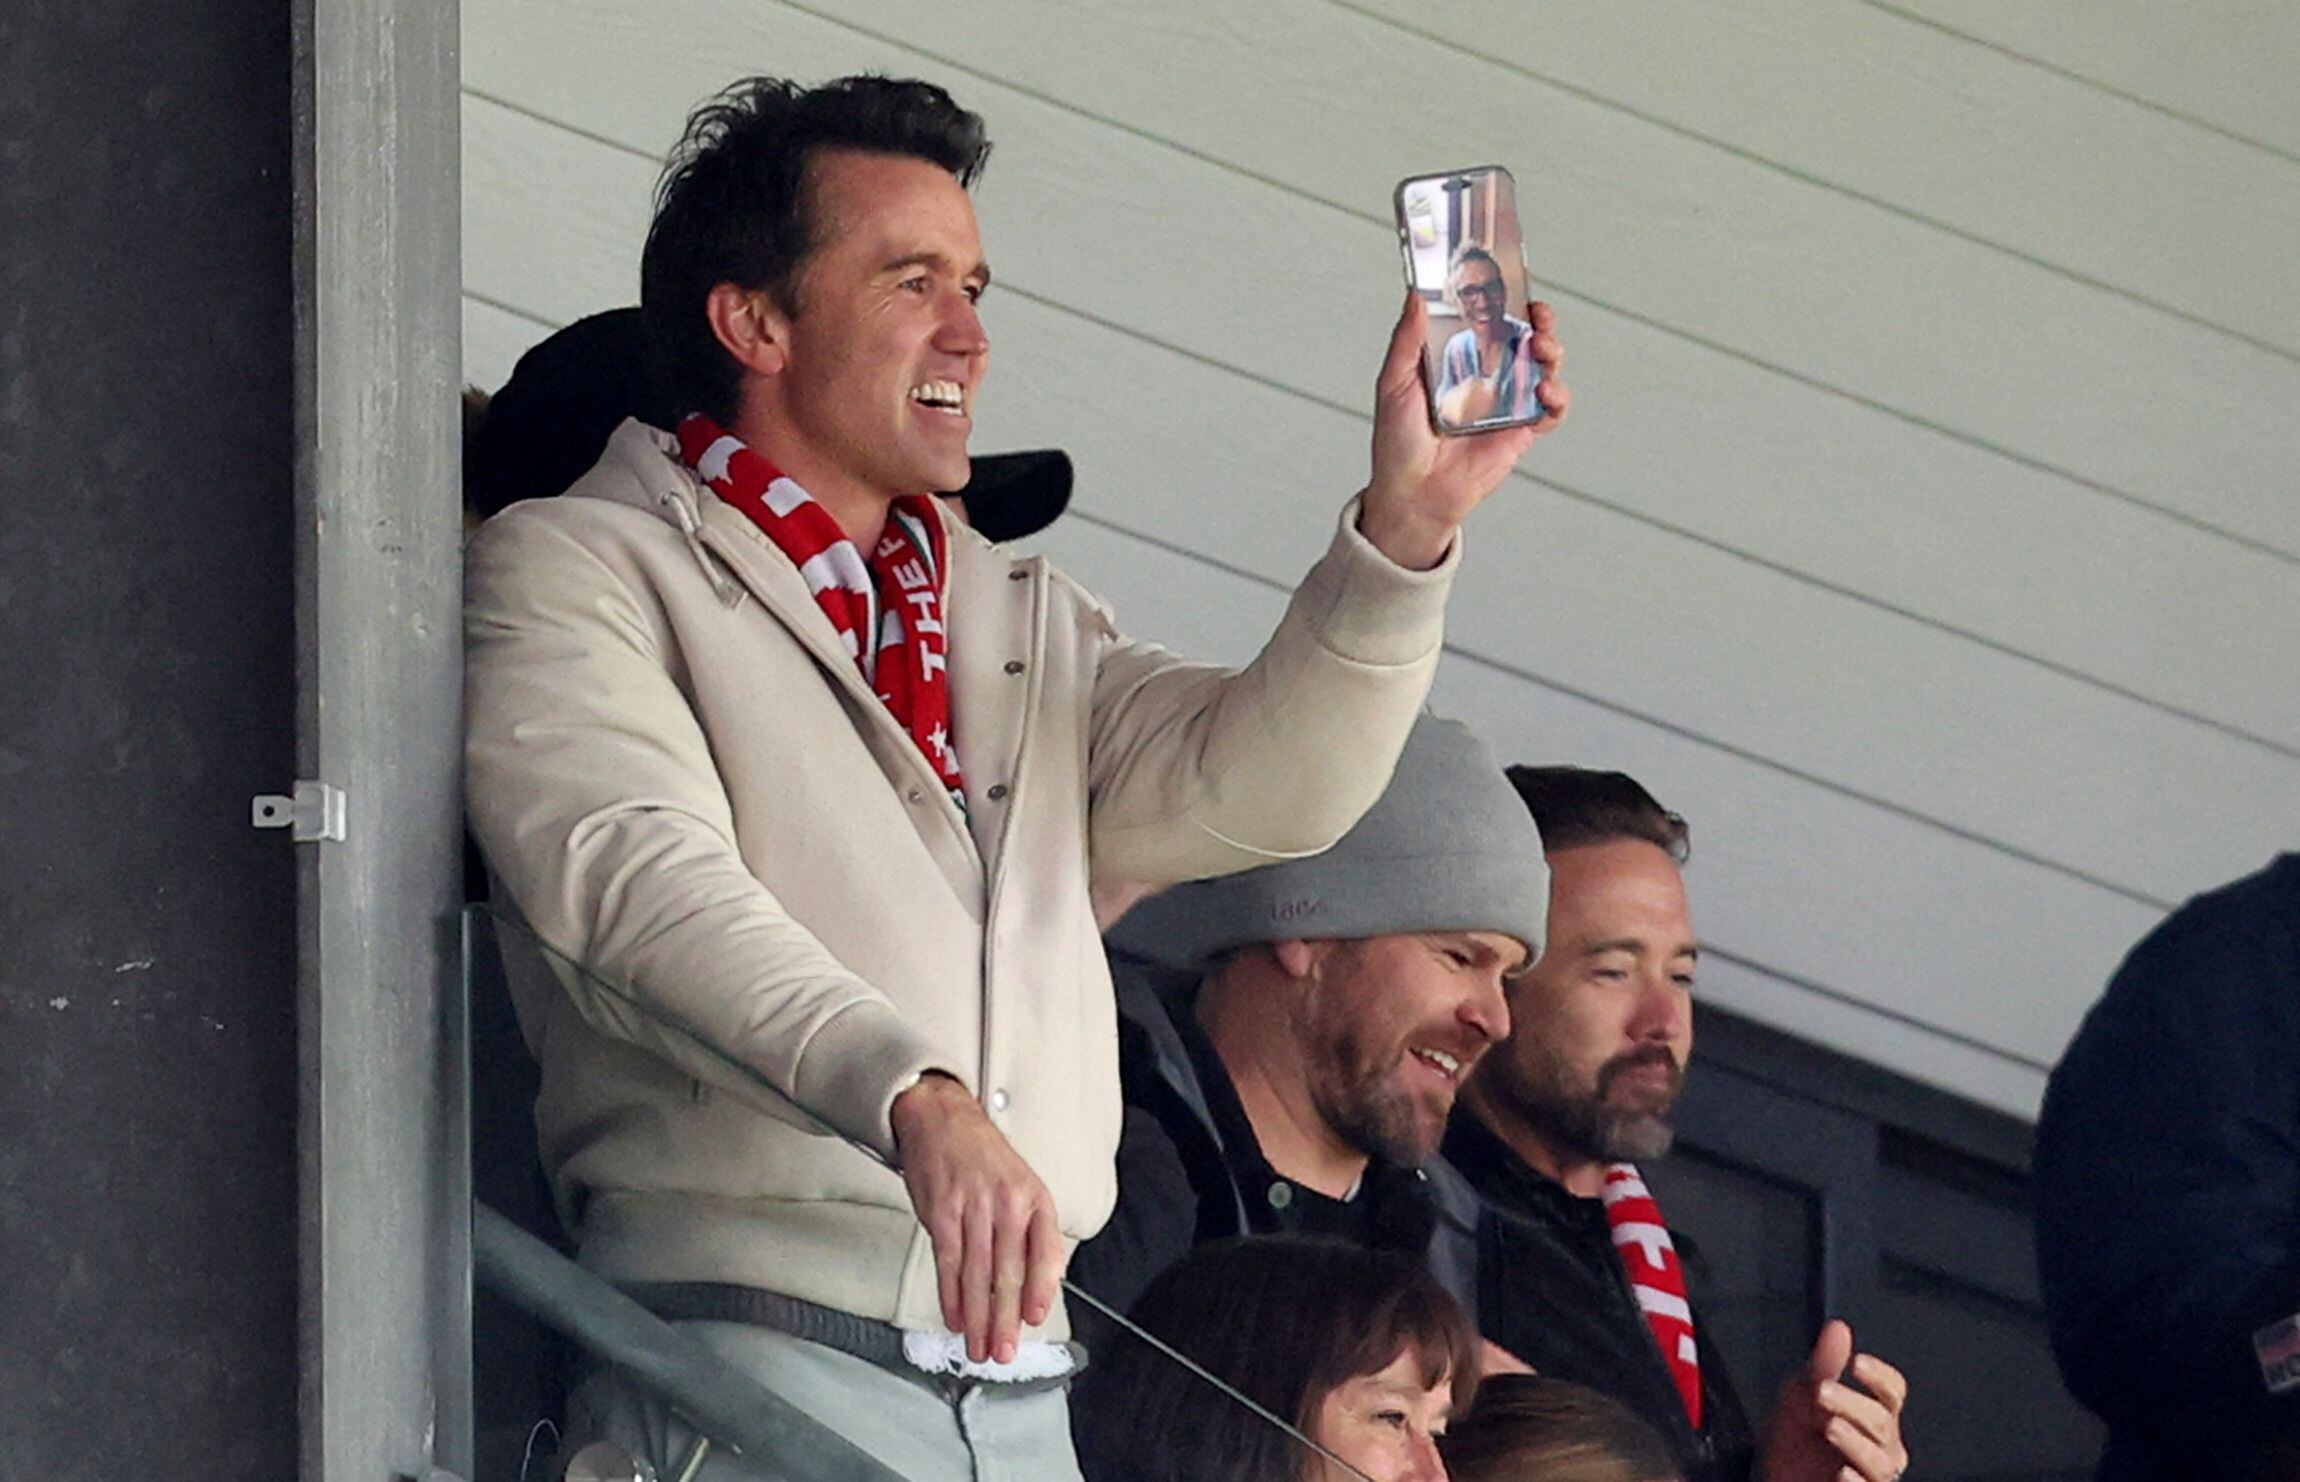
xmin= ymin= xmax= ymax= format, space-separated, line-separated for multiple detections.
xmin=1377 ymin=290 xmax=1427 ymax=401
xmin=1808 ymin=1318 xmax=1854 ymax=1384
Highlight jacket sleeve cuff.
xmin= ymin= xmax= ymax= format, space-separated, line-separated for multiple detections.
xmin=1295 ymin=495 xmax=1461 ymax=667
xmin=789 ymin=998 xmax=972 ymax=1163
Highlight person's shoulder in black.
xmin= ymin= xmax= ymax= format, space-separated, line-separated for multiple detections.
xmin=1067 ymin=955 xmax=1227 ymax=1335
xmin=2036 ymin=853 xmax=2300 ymax=1480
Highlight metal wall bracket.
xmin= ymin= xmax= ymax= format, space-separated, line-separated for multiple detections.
xmin=251 ymin=780 xmax=347 ymax=842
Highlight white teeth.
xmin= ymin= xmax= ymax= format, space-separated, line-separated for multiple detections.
xmin=910 ymin=380 xmax=965 ymax=410
xmin=1414 ymin=1047 xmax=1461 ymax=1079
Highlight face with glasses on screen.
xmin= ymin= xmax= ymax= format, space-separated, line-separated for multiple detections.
xmin=1447 ymin=251 xmax=1512 ymax=347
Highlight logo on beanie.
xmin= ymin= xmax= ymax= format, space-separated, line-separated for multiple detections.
xmin=1270 ymin=897 xmax=1324 ymax=924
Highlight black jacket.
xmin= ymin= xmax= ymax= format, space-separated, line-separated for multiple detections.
xmin=2035 ymin=854 xmax=2300 ymax=1482
xmin=1068 ymin=955 xmax=1480 ymax=1330
xmin=1438 ymin=1113 xmax=1757 ymax=1482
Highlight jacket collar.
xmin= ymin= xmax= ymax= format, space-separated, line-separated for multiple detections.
xmin=570 ymin=418 xmax=1054 ymax=902
xmin=1444 ymin=1109 xmax=1594 ymax=1222
xmin=1443 ymin=1113 xmax=1706 ymax=1263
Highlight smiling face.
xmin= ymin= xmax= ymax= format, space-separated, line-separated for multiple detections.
xmin=1467 ymin=840 xmax=1696 ymax=1190
xmin=752 ymin=148 xmax=990 ymax=506
xmin=1310 ymin=1348 xmax=1454 ymax=1482
xmin=1290 ymin=931 xmax=1521 ymax=1168
xmin=1448 ymin=255 xmax=1508 ymax=333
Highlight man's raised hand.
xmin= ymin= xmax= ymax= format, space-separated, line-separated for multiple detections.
xmin=1760 ymin=1319 xmax=1910 ymax=1482
xmin=890 ymin=1071 xmax=1064 ymax=1365
xmin=1357 ymin=293 xmax=1570 ymax=571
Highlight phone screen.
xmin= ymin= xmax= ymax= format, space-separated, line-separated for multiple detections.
xmin=1393 ymin=166 xmax=1543 ymax=434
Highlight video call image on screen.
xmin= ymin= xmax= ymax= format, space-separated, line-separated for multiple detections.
xmin=1397 ymin=167 xmax=1544 ymax=433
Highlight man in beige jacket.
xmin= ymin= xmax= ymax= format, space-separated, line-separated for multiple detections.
xmin=464 ymin=74 xmax=1567 ymax=1479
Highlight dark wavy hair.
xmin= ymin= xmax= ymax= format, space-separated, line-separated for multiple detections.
xmin=1073 ymin=1236 xmax=1480 ymax=1482
xmin=639 ymin=74 xmax=991 ymax=424
xmin=1505 ymin=766 xmax=1689 ymax=864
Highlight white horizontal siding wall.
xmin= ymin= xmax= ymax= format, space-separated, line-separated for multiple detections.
xmin=461 ymin=0 xmax=2300 ymax=1119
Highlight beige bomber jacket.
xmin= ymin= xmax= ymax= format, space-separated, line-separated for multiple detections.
xmin=464 ymin=420 xmax=1458 ymax=1337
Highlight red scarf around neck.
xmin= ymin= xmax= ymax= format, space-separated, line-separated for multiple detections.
xmin=1602 ymin=1163 xmax=1703 ymax=1429
xmin=676 ymin=414 xmax=965 ymax=810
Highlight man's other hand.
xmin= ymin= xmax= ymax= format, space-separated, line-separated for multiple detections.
xmin=1358 ymin=293 xmax=1570 ymax=571
xmin=1760 ymin=1319 xmax=1910 ymax=1482
xmin=890 ymin=1071 xmax=1063 ymax=1365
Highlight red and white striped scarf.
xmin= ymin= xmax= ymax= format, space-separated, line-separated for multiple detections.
xmin=675 ymin=414 xmax=965 ymax=810
xmin=1602 ymin=1163 xmax=1703 ymax=1429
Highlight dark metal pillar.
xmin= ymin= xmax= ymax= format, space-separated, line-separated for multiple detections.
xmin=0 ymin=1 xmax=469 ymax=1475
xmin=0 ymin=3 xmax=300 ymax=1475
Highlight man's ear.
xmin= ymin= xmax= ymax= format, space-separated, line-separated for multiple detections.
xmin=1272 ymin=939 xmax=1321 ymax=980
xmin=704 ymin=283 xmax=790 ymax=379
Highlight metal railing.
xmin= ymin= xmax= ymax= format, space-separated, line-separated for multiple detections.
xmin=472 ymin=1203 xmax=905 ymax=1482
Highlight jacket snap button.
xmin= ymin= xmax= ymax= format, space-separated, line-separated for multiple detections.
xmin=1004 ymin=660 xmax=1025 ymax=675
xmin=906 ymin=787 xmax=925 ymax=805
xmin=1267 ymin=1182 xmax=1293 ymax=1211
xmin=987 ymin=784 xmax=1009 ymax=801
xmin=990 ymin=1088 xmax=1010 ymax=1112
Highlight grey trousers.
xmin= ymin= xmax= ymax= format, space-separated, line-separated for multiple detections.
xmin=567 ymin=1320 xmax=1087 ymax=1482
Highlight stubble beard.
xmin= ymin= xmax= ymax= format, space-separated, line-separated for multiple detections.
xmin=1491 ymin=1042 xmax=1682 ymax=1166
xmin=1310 ymin=1023 xmax=1452 ymax=1169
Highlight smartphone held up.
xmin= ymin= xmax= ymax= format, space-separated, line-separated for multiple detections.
xmin=1394 ymin=166 xmax=1546 ymax=435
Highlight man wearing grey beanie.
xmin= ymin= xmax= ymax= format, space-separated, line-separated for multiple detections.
xmin=1065 ymin=714 xmax=1551 ymax=1329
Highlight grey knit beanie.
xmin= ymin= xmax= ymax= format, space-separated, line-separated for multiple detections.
xmin=1109 ymin=713 xmax=1549 ymax=967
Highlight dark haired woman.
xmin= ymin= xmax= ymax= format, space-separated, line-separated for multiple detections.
xmin=1072 ymin=1235 xmax=1479 ymax=1481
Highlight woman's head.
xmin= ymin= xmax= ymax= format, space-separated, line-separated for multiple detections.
xmin=1307 ymin=1341 xmax=1460 ymax=1482
xmin=1072 ymin=1236 xmax=1480 ymax=1482
xmin=1437 ymin=1374 xmax=1684 ymax=1482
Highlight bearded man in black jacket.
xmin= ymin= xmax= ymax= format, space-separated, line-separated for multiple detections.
xmin=1067 ymin=716 xmax=1552 ymax=1333
xmin=1443 ymin=767 xmax=1911 ymax=1482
